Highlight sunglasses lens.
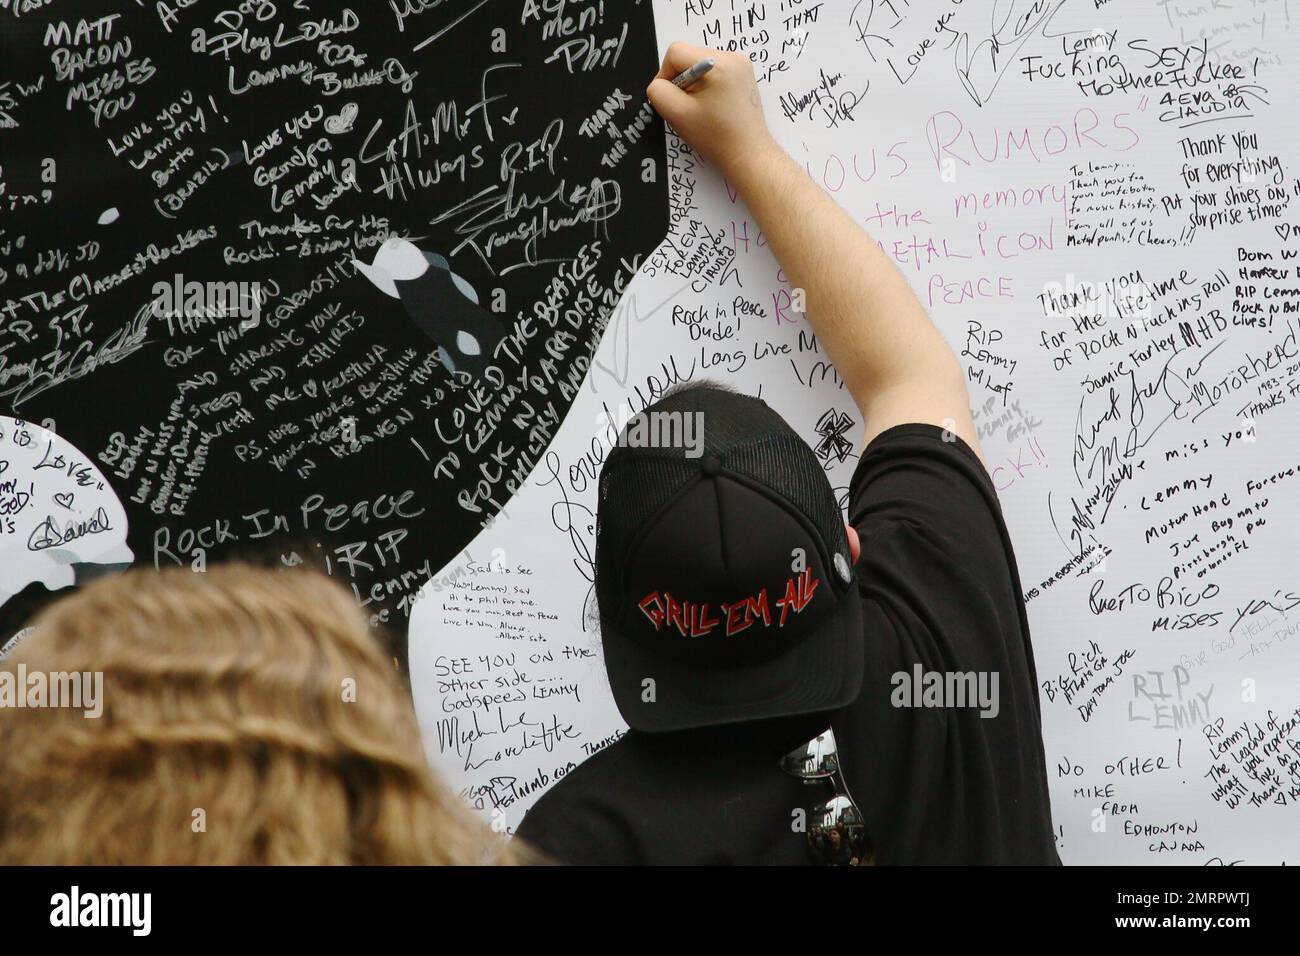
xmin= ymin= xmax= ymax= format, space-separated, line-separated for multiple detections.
xmin=779 ymin=730 xmax=839 ymax=780
xmin=808 ymin=795 xmax=870 ymax=865
xmin=782 ymin=730 xmax=872 ymax=863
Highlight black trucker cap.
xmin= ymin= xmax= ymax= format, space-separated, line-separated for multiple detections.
xmin=594 ymin=384 xmax=863 ymax=732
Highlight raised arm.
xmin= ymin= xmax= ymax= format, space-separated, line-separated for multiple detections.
xmin=647 ymin=43 xmax=984 ymax=464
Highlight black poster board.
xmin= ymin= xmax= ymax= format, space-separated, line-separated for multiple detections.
xmin=0 ymin=0 xmax=668 ymax=661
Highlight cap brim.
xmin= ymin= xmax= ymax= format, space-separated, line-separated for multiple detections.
xmin=600 ymin=590 xmax=863 ymax=733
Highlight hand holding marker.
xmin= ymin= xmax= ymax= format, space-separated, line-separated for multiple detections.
xmin=657 ymin=57 xmax=716 ymax=146
xmin=645 ymin=46 xmax=775 ymax=179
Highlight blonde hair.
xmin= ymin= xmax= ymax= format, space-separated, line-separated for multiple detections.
xmin=0 ymin=563 xmax=523 ymax=865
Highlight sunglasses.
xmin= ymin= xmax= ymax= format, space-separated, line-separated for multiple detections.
xmin=780 ymin=728 xmax=872 ymax=866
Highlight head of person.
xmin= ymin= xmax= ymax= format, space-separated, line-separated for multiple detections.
xmin=594 ymin=381 xmax=863 ymax=732
xmin=0 ymin=563 xmax=521 ymax=865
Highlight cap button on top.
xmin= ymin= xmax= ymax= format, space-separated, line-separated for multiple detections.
xmin=700 ymin=455 xmax=722 ymax=477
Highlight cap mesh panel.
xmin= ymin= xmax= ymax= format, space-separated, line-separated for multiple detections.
xmin=594 ymin=389 xmax=850 ymax=620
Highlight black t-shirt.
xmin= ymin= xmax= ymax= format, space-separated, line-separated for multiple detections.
xmin=515 ymin=424 xmax=1061 ymax=865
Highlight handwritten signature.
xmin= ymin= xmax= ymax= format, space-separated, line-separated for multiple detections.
xmin=26 ymin=506 xmax=113 ymax=551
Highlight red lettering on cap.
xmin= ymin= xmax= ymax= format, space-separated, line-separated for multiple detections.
xmin=691 ymin=603 xmax=721 ymax=637
xmin=722 ymin=601 xmax=747 ymax=637
xmin=638 ymin=592 xmax=665 ymax=630
xmin=748 ymin=588 xmax=772 ymax=628
xmin=776 ymin=568 xmax=819 ymax=626
xmin=639 ymin=575 xmax=816 ymax=638
xmin=723 ymin=588 xmax=772 ymax=636
xmin=666 ymin=592 xmax=686 ymax=636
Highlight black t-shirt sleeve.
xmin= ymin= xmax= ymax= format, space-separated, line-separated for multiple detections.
xmin=514 ymin=789 xmax=642 ymax=865
xmin=834 ymin=423 xmax=1060 ymax=865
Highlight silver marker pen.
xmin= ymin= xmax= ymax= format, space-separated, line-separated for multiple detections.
xmin=671 ymin=57 xmax=716 ymax=90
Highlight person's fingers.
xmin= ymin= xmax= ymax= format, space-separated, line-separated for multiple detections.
xmin=647 ymin=42 xmax=721 ymax=124
xmin=645 ymin=76 xmax=698 ymax=127
xmin=650 ymin=40 xmax=717 ymax=82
